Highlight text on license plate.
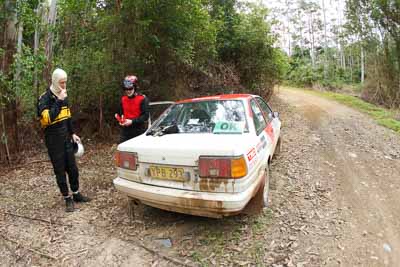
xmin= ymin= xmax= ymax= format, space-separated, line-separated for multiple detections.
xmin=149 ymin=166 xmax=185 ymax=181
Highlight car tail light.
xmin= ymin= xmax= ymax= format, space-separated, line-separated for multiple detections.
xmin=198 ymin=156 xmax=247 ymax=178
xmin=115 ymin=151 xmax=138 ymax=170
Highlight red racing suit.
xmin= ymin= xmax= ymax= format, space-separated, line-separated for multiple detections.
xmin=118 ymin=93 xmax=149 ymax=143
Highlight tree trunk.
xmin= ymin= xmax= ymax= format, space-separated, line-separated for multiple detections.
xmin=15 ymin=22 xmax=23 ymax=80
xmin=1 ymin=2 xmax=17 ymax=73
xmin=0 ymin=105 xmax=11 ymax=165
xmin=396 ymin=40 xmax=400 ymax=106
xmin=342 ymin=50 xmax=346 ymax=69
xmin=33 ymin=3 xmax=43 ymax=100
xmin=360 ymin=46 xmax=365 ymax=84
xmin=349 ymin=52 xmax=353 ymax=82
xmin=99 ymin=95 xmax=103 ymax=135
xmin=322 ymin=0 xmax=328 ymax=80
xmin=0 ymin=0 xmax=17 ymax=161
xmin=44 ymin=0 xmax=58 ymax=80
xmin=12 ymin=21 xmax=23 ymax=153
xmin=308 ymin=12 xmax=315 ymax=68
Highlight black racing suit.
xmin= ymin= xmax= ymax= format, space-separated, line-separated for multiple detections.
xmin=118 ymin=93 xmax=150 ymax=143
xmin=37 ymin=89 xmax=79 ymax=197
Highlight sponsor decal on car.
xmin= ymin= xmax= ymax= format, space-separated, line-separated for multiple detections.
xmin=256 ymin=135 xmax=267 ymax=153
xmin=265 ymin=123 xmax=274 ymax=142
xmin=213 ymin=121 xmax=245 ymax=134
xmin=247 ymin=148 xmax=257 ymax=162
xmin=247 ymin=147 xmax=259 ymax=169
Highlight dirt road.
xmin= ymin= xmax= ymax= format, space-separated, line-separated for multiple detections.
xmin=1 ymin=87 xmax=399 ymax=266
xmin=275 ymin=87 xmax=400 ymax=266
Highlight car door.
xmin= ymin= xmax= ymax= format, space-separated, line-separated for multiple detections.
xmin=255 ymin=97 xmax=281 ymax=151
xmin=249 ymin=99 xmax=270 ymax=169
xmin=148 ymin=101 xmax=175 ymax=128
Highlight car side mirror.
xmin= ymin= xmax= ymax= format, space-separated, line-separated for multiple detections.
xmin=273 ymin=112 xmax=279 ymax=118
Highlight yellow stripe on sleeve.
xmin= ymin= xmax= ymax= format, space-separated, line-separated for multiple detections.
xmin=40 ymin=107 xmax=72 ymax=128
xmin=52 ymin=107 xmax=71 ymax=123
xmin=40 ymin=109 xmax=51 ymax=128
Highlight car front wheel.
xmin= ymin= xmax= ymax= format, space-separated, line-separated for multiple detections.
xmin=263 ymin=165 xmax=270 ymax=207
xmin=273 ymin=137 xmax=282 ymax=158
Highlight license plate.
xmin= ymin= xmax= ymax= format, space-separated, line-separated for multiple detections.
xmin=149 ymin=166 xmax=185 ymax=181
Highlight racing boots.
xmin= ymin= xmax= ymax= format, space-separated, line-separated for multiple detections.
xmin=72 ymin=192 xmax=91 ymax=203
xmin=65 ymin=196 xmax=74 ymax=212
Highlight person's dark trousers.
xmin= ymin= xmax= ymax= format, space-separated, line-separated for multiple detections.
xmin=45 ymin=132 xmax=79 ymax=196
xmin=119 ymin=125 xmax=146 ymax=143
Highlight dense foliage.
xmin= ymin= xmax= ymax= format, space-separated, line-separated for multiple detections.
xmin=0 ymin=0 xmax=284 ymax=161
xmin=346 ymin=0 xmax=400 ymax=107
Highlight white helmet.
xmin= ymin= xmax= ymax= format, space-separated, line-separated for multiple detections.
xmin=73 ymin=141 xmax=85 ymax=157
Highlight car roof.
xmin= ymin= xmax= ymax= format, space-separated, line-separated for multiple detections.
xmin=176 ymin=94 xmax=254 ymax=104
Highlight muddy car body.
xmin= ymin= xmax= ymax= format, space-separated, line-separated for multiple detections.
xmin=113 ymin=94 xmax=281 ymax=218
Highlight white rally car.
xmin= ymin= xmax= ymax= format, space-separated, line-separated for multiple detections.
xmin=113 ymin=94 xmax=281 ymax=218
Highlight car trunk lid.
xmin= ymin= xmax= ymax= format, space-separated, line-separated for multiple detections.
xmin=117 ymin=133 xmax=252 ymax=193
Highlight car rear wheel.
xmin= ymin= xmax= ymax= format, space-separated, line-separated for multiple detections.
xmin=127 ymin=197 xmax=144 ymax=222
xmin=242 ymin=166 xmax=270 ymax=214
xmin=263 ymin=165 xmax=270 ymax=207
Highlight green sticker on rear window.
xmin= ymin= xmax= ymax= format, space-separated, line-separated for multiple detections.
xmin=213 ymin=121 xmax=244 ymax=134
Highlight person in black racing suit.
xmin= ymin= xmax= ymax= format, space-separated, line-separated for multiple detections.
xmin=37 ymin=68 xmax=90 ymax=212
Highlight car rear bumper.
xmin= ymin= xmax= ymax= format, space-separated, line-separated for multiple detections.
xmin=113 ymin=177 xmax=261 ymax=218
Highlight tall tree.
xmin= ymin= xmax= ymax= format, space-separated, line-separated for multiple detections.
xmin=346 ymin=0 xmax=400 ymax=106
xmin=44 ymin=0 xmax=57 ymax=80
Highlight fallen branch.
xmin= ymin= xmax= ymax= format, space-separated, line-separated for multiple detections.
xmin=60 ymin=248 xmax=89 ymax=264
xmin=1 ymin=211 xmax=71 ymax=227
xmin=0 ymin=234 xmax=58 ymax=261
xmin=25 ymin=159 xmax=50 ymax=164
xmin=125 ymin=237 xmax=195 ymax=267
xmin=11 ymin=159 xmax=50 ymax=169
xmin=62 ymin=248 xmax=88 ymax=258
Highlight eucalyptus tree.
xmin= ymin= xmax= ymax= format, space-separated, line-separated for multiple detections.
xmin=298 ymin=0 xmax=321 ymax=68
xmin=280 ymin=0 xmax=296 ymax=55
xmin=321 ymin=0 xmax=328 ymax=79
xmin=346 ymin=0 xmax=400 ymax=107
xmin=0 ymin=0 xmax=42 ymax=162
xmin=0 ymin=0 xmax=17 ymax=163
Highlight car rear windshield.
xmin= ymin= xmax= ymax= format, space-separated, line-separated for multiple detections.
xmin=150 ymin=100 xmax=248 ymax=134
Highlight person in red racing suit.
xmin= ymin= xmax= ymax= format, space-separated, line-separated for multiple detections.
xmin=37 ymin=68 xmax=90 ymax=212
xmin=115 ymin=75 xmax=149 ymax=143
